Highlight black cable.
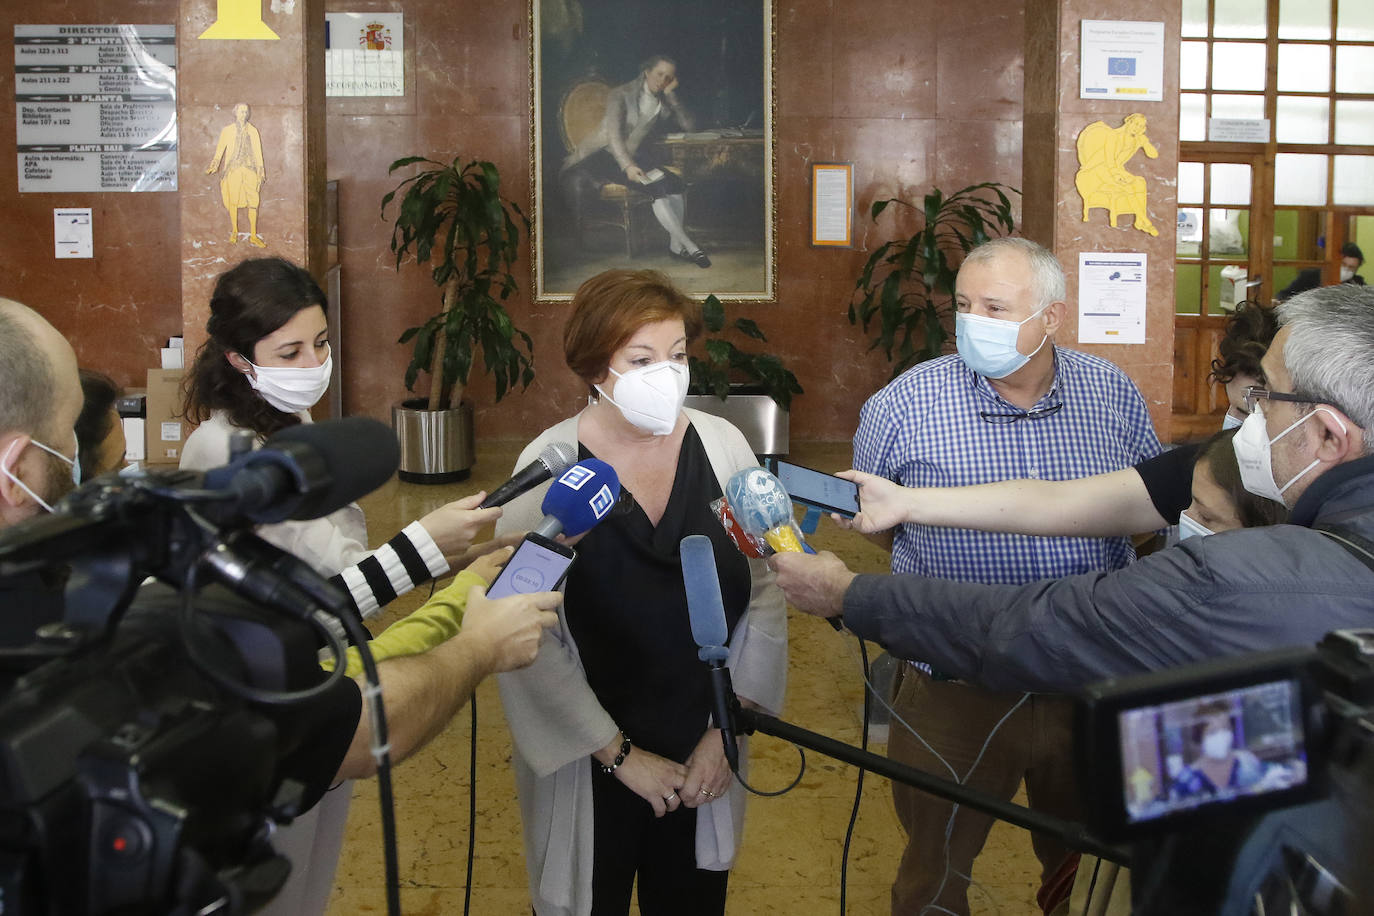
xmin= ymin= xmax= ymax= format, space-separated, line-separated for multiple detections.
xmin=1081 ymin=855 xmax=1103 ymax=916
xmin=838 ymin=637 xmax=872 ymax=916
xmin=176 ymin=560 xmax=349 ymax=705
xmin=464 ymin=695 xmax=477 ymax=916
xmin=733 ymin=744 xmax=806 ymax=797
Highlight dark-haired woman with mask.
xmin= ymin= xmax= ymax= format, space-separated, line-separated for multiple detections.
xmin=179 ymin=257 xmax=511 ymax=915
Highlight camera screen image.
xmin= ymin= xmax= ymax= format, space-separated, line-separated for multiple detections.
xmin=486 ymin=538 xmax=573 ymax=600
xmin=1117 ymin=678 xmax=1309 ymax=825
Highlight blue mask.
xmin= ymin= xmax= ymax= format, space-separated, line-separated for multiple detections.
xmin=1177 ymin=512 xmax=1213 ymax=540
xmin=956 ymin=305 xmax=1049 ymax=379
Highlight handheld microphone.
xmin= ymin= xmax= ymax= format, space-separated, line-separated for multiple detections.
xmin=725 ymin=467 xmax=843 ymax=631
xmin=680 ymin=534 xmax=739 ymax=772
xmin=203 ymin=417 xmax=399 ymax=524
xmin=480 ymin=441 xmax=577 ymax=509
xmin=724 ymin=467 xmax=816 ymax=555
xmin=532 ymin=459 xmax=621 ymax=539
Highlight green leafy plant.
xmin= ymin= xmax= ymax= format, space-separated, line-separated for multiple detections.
xmin=382 ymin=155 xmax=533 ymax=411
xmin=849 ymin=182 xmax=1019 ymax=379
xmin=688 ymin=294 xmax=803 ymax=411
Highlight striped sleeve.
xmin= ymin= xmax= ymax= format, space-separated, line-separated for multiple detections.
xmin=328 ymin=521 xmax=450 ymax=619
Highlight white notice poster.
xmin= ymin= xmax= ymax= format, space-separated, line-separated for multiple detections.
xmin=1080 ymin=20 xmax=1164 ymax=102
xmin=1078 ymin=252 xmax=1147 ymax=344
xmin=54 ymin=207 xmax=92 ymax=258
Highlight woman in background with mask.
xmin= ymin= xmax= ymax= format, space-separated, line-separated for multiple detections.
xmin=1170 ymin=700 xmax=1264 ymax=801
xmin=180 ymin=257 xmax=502 ymax=619
xmin=1177 ymin=426 xmax=1287 ymax=539
xmin=179 ymin=256 xmax=513 ymax=916
xmin=496 ymin=268 xmax=786 ymax=916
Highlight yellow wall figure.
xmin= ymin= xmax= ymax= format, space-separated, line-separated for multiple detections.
xmin=206 ymin=103 xmax=268 ymax=247
xmin=1074 ymin=113 xmax=1159 ymax=237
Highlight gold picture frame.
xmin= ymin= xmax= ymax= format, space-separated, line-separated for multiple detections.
xmin=530 ymin=0 xmax=776 ymax=302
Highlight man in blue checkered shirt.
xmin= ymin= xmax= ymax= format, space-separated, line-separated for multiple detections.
xmin=851 ymin=237 xmax=1160 ymax=915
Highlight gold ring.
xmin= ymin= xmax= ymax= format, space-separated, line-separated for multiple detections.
xmin=700 ymin=788 xmax=716 ymax=798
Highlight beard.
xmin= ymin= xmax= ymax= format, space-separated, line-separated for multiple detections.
xmin=39 ymin=449 xmax=77 ymax=507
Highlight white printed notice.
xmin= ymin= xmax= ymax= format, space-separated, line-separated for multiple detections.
xmin=325 ymin=13 xmax=404 ymax=97
xmin=1080 ymin=20 xmax=1164 ymax=102
xmin=1078 ymin=252 xmax=1147 ymax=345
xmin=54 ymin=207 xmax=93 ymax=258
xmin=15 ymin=24 xmax=177 ymax=193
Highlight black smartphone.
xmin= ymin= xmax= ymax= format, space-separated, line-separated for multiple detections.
xmin=768 ymin=459 xmax=861 ymax=518
xmin=486 ymin=532 xmax=577 ymax=599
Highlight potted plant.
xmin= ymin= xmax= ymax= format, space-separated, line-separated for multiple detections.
xmin=850 ymin=182 xmax=1019 ymax=379
xmin=686 ymin=294 xmax=803 ymax=458
xmin=382 ymin=155 xmax=533 ymax=483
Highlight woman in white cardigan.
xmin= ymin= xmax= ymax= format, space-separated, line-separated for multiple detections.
xmin=497 ymin=269 xmax=787 ymax=916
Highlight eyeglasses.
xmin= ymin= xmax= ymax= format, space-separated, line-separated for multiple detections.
xmin=978 ymin=400 xmax=1064 ymax=424
xmin=1242 ymin=386 xmax=1313 ymax=415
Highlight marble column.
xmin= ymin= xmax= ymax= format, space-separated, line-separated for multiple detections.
xmin=177 ymin=0 xmax=326 ymax=359
xmin=1024 ymin=0 xmax=1181 ymax=440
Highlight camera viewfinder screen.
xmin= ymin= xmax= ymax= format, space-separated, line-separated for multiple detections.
xmin=1117 ymin=679 xmax=1308 ymax=824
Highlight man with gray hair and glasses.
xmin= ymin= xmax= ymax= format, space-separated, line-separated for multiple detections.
xmin=773 ymin=280 xmax=1374 ymax=698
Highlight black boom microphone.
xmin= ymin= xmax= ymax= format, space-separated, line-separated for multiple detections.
xmin=479 ymin=441 xmax=577 ymax=509
xmin=204 ymin=416 xmax=400 ymax=524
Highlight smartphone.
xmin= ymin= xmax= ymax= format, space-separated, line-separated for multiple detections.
xmin=485 ymin=533 xmax=576 ymax=599
xmin=768 ymin=459 xmax=861 ymax=518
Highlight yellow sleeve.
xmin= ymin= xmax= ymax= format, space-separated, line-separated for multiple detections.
xmin=324 ymin=568 xmax=488 ymax=678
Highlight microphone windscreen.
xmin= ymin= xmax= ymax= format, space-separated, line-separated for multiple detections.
xmin=538 ymin=440 xmax=578 ymax=476
xmin=680 ymin=534 xmax=730 ymax=661
xmin=265 ymin=417 xmax=399 ymax=519
xmin=724 ymin=467 xmax=794 ymax=535
xmin=539 ymin=459 xmax=621 ymax=537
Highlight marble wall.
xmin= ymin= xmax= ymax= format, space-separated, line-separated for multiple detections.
xmin=5 ymin=0 xmax=1176 ymax=442
xmin=324 ymin=0 xmax=1028 ymax=442
xmin=1 ymin=1 xmax=182 ymax=392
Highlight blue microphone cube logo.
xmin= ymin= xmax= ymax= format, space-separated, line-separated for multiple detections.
xmin=559 ymin=465 xmax=596 ymax=489
xmin=590 ymin=484 xmax=614 ymax=519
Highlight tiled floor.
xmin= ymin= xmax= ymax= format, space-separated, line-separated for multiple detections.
xmin=327 ymin=440 xmax=1044 ymax=915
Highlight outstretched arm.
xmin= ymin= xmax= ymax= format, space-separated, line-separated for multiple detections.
xmin=836 ymin=465 xmax=1166 ymax=539
xmin=335 ymin=585 xmax=560 ymax=781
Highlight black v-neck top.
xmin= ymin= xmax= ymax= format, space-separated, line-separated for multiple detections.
xmin=564 ymin=425 xmax=751 ymax=761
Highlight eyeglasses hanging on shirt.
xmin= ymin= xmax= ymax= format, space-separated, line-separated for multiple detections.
xmin=977 ymin=389 xmax=1065 ymax=425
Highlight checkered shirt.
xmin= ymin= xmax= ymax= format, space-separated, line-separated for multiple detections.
xmin=853 ymin=348 xmax=1162 ymax=592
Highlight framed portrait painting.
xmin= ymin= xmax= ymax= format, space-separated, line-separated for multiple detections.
xmin=531 ymin=0 xmax=775 ymax=302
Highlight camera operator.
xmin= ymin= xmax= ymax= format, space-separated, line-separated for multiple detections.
xmin=771 ymin=282 xmax=1374 ymax=694
xmin=0 ymin=298 xmax=563 ymax=911
xmin=0 ymin=298 xmax=85 ymax=641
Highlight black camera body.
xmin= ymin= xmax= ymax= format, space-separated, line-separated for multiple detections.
xmin=0 ymin=422 xmax=388 ymax=916
xmin=1079 ymin=629 xmax=1374 ymax=915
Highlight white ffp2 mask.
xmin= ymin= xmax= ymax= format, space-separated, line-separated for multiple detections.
xmin=596 ymin=361 xmax=688 ymax=436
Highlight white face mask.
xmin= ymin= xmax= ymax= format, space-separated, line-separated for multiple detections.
xmin=1221 ymin=411 xmax=1245 ymax=431
xmin=1202 ymin=729 xmax=1234 ymax=760
xmin=1177 ymin=512 xmax=1214 ymax=540
xmin=595 ymin=361 xmax=688 ymax=436
xmin=1 ymin=435 xmax=78 ymax=514
xmin=1340 ymin=266 xmax=1356 ymax=283
xmin=955 ymin=305 xmax=1049 ymax=380
xmin=245 ymin=349 xmax=333 ymax=413
xmin=1231 ymin=403 xmax=1346 ymax=505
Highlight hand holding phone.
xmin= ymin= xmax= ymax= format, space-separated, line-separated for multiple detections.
xmin=486 ymin=533 xmax=576 ymax=600
xmin=768 ymin=459 xmax=862 ymax=518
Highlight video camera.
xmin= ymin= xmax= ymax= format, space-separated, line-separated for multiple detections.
xmin=1080 ymin=629 xmax=1374 ymax=915
xmin=0 ymin=418 xmax=398 ymax=915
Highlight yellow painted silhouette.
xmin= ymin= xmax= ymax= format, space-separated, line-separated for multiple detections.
xmin=198 ymin=0 xmax=280 ymax=40
xmin=206 ymin=103 xmax=268 ymax=247
xmin=1074 ymin=113 xmax=1159 ymax=237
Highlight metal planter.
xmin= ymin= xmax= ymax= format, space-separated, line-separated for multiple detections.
xmin=392 ymin=398 xmax=475 ymax=484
